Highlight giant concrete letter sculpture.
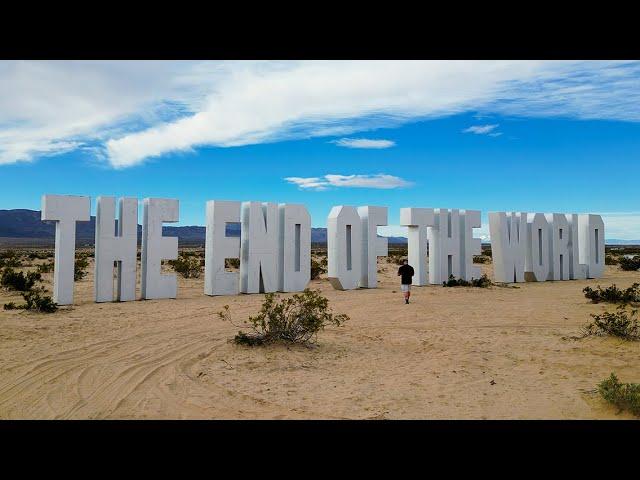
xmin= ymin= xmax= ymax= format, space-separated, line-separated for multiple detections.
xmin=240 ymin=202 xmax=279 ymax=293
xmin=41 ymin=194 xmax=91 ymax=305
xmin=461 ymin=210 xmax=482 ymax=281
xmin=578 ymin=214 xmax=605 ymax=279
xmin=204 ymin=201 xmax=241 ymax=296
xmin=327 ymin=206 xmax=362 ymax=290
xmin=358 ymin=206 xmax=388 ymax=288
xmin=566 ymin=214 xmax=587 ymax=280
xmin=279 ymin=203 xmax=311 ymax=292
xmin=94 ymin=196 xmax=138 ymax=302
xmin=489 ymin=211 xmax=527 ymax=283
xmin=525 ymin=213 xmax=551 ymax=282
xmin=546 ymin=213 xmax=571 ymax=280
xmin=428 ymin=209 xmax=462 ymax=284
xmin=141 ymin=198 xmax=179 ymax=299
xmin=400 ymin=207 xmax=435 ymax=286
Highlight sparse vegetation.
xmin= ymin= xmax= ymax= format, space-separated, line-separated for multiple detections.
xmin=37 ymin=261 xmax=54 ymax=274
xmin=311 ymin=256 xmax=327 ymax=280
xmin=605 ymin=254 xmax=619 ymax=265
xmin=598 ymin=373 xmax=640 ymax=417
xmin=388 ymin=253 xmax=406 ymax=265
xmin=619 ymin=255 xmax=640 ymax=271
xmin=3 ymin=286 xmax=57 ymax=313
xmin=583 ymin=283 xmax=640 ymax=305
xmin=219 ymin=288 xmax=348 ymax=346
xmin=582 ymin=306 xmax=639 ymax=340
xmin=74 ymin=255 xmax=89 ymax=281
xmin=0 ymin=250 xmax=23 ymax=268
xmin=442 ymin=274 xmax=492 ymax=288
xmin=225 ymin=258 xmax=240 ymax=269
xmin=1 ymin=268 xmax=42 ymax=291
xmin=473 ymin=255 xmax=491 ymax=264
xmin=168 ymin=254 xmax=202 ymax=278
xmin=27 ymin=250 xmax=53 ymax=260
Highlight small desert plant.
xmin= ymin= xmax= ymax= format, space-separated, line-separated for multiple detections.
xmin=37 ymin=261 xmax=55 ymax=274
xmin=0 ymin=250 xmax=23 ymax=268
xmin=605 ymin=254 xmax=619 ymax=265
xmin=442 ymin=274 xmax=492 ymax=288
xmin=1 ymin=268 xmax=42 ymax=291
xmin=225 ymin=258 xmax=240 ymax=269
xmin=583 ymin=283 xmax=640 ymax=304
xmin=74 ymin=255 xmax=89 ymax=281
xmin=218 ymin=288 xmax=349 ymax=346
xmin=3 ymin=286 xmax=57 ymax=313
xmin=27 ymin=251 xmax=51 ymax=260
xmin=598 ymin=372 xmax=640 ymax=417
xmin=310 ymin=256 xmax=327 ymax=280
xmin=582 ymin=306 xmax=639 ymax=340
xmin=619 ymin=255 xmax=640 ymax=271
xmin=473 ymin=255 xmax=491 ymax=264
xmin=169 ymin=254 xmax=202 ymax=278
xmin=388 ymin=254 xmax=406 ymax=266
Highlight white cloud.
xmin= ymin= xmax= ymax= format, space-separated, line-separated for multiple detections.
xmin=597 ymin=212 xmax=640 ymax=240
xmin=332 ymin=138 xmax=396 ymax=149
xmin=463 ymin=124 xmax=499 ymax=135
xmin=285 ymin=173 xmax=412 ymax=190
xmin=1 ymin=60 xmax=640 ymax=167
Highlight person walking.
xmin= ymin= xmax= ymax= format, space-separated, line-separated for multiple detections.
xmin=397 ymin=259 xmax=415 ymax=304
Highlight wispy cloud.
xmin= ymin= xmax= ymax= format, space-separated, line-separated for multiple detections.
xmin=332 ymin=138 xmax=395 ymax=149
xmin=463 ymin=124 xmax=500 ymax=135
xmin=285 ymin=174 xmax=412 ymax=191
xmin=1 ymin=60 xmax=640 ymax=167
xmin=597 ymin=212 xmax=640 ymax=240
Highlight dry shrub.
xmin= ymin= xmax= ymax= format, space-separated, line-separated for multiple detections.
xmin=598 ymin=373 xmax=640 ymax=417
xmin=442 ymin=274 xmax=492 ymax=288
xmin=219 ymin=288 xmax=348 ymax=346
xmin=582 ymin=306 xmax=639 ymax=340
xmin=169 ymin=254 xmax=201 ymax=278
xmin=583 ymin=283 xmax=640 ymax=305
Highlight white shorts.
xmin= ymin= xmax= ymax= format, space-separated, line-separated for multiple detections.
xmin=401 ymin=284 xmax=411 ymax=292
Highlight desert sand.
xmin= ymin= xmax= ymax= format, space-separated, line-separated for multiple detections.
xmin=0 ymin=254 xmax=638 ymax=420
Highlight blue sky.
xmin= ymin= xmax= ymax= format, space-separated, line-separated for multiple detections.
xmin=1 ymin=61 xmax=639 ymax=239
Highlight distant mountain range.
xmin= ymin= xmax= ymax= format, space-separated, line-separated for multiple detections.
xmin=0 ymin=209 xmax=409 ymax=245
xmin=1 ymin=209 xmax=637 ymax=246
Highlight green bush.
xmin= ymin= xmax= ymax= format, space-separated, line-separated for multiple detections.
xmin=37 ymin=261 xmax=54 ymax=274
xmin=583 ymin=283 xmax=640 ymax=304
xmin=27 ymin=251 xmax=52 ymax=260
xmin=619 ymin=255 xmax=640 ymax=271
xmin=442 ymin=274 xmax=492 ymax=288
xmin=3 ymin=286 xmax=57 ymax=313
xmin=311 ymin=256 xmax=327 ymax=280
xmin=1 ymin=268 xmax=42 ymax=291
xmin=168 ymin=254 xmax=201 ymax=278
xmin=225 ymin=258 xmax=240 ymax=269
xmin=598 ymin=373 xmax=640 ymax=417
xmin=473 ymin=255 xmax=491 ymax=264
xmin=582 ymin=306 xmax=639 ymax=340
xmin=0 ymin=250 xmax=23 ymax=268
xmin=219 ymin=288 xmax=349 ymax=346
xmin=605 ymin=254 xmax=619 ymax=265
xmin=74 ymin=255 xmax=89 ymax=281
xmin=388 ymin=254 xmax=406 ymax=266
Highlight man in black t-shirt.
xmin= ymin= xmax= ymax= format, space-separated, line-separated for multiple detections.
xmin=397 ymin=259 xmax=415 ymax=304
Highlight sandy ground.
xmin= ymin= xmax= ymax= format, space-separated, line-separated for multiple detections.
xmin=0 ymin=255 xmax=638 ymax=420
